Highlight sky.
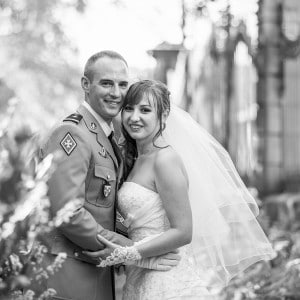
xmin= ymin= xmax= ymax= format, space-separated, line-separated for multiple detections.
xmin=63 ymin=0 xmax=183 ymax=70
xmin=63 ymin=0 xmax=258 ymax=71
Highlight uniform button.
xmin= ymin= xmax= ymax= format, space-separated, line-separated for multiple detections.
xmin=74 ymin=251 xmax=79 ymax=257
xmin=107 ymin=174 xmax=111 ymax=180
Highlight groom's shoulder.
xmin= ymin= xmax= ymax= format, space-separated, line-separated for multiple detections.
xmin=40 ymin=112 xmax=88 ymax=158
xmin=63 ymin=113 xmax=83 ymax=125
xmin=47 ymin=113 xmax=86 ymax=140
xmin=55 ymin=112 xmax=83 ymax=129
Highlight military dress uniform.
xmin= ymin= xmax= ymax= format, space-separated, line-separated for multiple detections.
xmin=40 ymin=104 xmax=123 ymax=300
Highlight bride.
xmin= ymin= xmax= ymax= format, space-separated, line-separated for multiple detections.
xmin=86 ymin=80 xmax=274 ymax=299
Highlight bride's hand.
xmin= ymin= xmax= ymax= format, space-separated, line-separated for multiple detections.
xmin=84 ymin=235 xmax=142 ymax=267
xmin=83 ymin=234 xmax=118 ymax=260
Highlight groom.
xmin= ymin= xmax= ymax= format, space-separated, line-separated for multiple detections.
xmin=40 ymin=51 xmax=179 ymax=300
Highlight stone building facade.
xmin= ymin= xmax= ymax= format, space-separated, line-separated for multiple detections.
xmin=149 ymin=0 xmax=300 ymax=197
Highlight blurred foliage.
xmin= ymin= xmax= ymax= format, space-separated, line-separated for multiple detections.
xmin=0 ymin=0 xmax=87 ymax=131
xmin=219 ymin=209 xmax=300 ymax=300
xmin=0 ymin=0 xmax=86 ymax=61
xmin=0 ymin=99 xmax=80 ymax=299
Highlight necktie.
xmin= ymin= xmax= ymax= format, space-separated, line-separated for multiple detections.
xmin=108 ymin=132 xmax=121 ymax=165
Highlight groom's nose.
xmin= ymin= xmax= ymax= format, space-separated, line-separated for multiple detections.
xmin=110 ymin=84 xmax=121 ymax=98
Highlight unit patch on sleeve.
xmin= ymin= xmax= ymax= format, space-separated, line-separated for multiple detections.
xmin=60 ymin=132 xmax=77 ymax=155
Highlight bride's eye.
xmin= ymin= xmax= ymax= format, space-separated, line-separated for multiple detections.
xmin=141 ymin=108 xmax=152 ymax=113
xmin=124 ymin=105 xmax=133 ymax=112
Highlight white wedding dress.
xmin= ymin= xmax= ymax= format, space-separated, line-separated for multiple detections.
xmin=118 ymin=181 xmax=215 ymax=300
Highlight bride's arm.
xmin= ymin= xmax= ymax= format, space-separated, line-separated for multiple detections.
xmin=83 ymin=150 xmax=191 ymax=265
xmin=136 ymin=149 xmax=192 ymax=258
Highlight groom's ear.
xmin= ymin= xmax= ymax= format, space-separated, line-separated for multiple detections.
xmin=81 ymin=76 xmax=90 ymax=92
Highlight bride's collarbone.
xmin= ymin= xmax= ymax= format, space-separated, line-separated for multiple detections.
xmin=133 ymin=154 xmax=156 ymax=168
xmin=135 ymin=145 xmax=170 ymax=162
xmin=127 ymin=162 xmax=156 ymax=189
xmin=128 ymin=165 xmax=155 ymax=181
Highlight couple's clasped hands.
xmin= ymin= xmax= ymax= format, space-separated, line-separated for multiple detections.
xmin=83 ymin=230 xmax=181 ymax=271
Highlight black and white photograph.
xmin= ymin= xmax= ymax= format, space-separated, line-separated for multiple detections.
xmin=0 ymin=0 xmax=300 ymax=299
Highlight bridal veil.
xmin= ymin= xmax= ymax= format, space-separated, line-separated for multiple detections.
xmin=163 ymin=104 xmax=275 ymax=288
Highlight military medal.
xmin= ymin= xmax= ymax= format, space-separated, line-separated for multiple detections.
xmin=103 ymin=183 xmax=112 ymax=197
xmin=90 ymin=122 xmax=97 ymax=130
xmin=99 ymin=146 xmax=106 ymax=157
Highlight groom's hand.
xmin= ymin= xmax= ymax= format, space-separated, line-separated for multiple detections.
xmin=83 ymin=234 xmax=181 ymax=270
xmin=83 ymin=231 xmax=133 ymax=261
xmin=98 ymin=228 xmax=133 ymax=247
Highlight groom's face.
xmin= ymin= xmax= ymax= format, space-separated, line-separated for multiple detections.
xmin=84 ymin=57 xmax=129 ymax=124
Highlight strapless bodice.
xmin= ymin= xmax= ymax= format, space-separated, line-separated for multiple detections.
xmin=118 ymin=182 xmax=170 ymax=242
xmin=117 ymin=182 xmax=213 ymax=300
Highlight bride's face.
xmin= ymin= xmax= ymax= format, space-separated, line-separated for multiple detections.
xmin=122 ymin=94 xmax=160 ymax=142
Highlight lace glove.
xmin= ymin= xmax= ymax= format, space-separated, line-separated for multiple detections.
xmin=94 ymin=233 xmax=180 ymax=269
xmin=98 ymin=245 xmax=142 ymax=267
xmin=96 ymin=234 xmax=181 ymax=270
xmin=97 ymin=233 xmax=161 ymax=267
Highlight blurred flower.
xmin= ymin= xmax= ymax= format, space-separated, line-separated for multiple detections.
xmin=52 ymin=199 xmax=82 ymax=227
xmin=35 ymin=154 xmax=54 ymax=181
xmin=8 ymin=253 xmax=23 ymax=274
xmin=0 ymin=148 xmax=13 ymax=181
xmin=0 ymin=181 xmax=48 ymax=240
xmin=37 ymin=288 xmax=56 ymax=300
xmin=286 ymin=258 xmax=300 ymax=269
xmin=35 ymin=253 xmax=67 ymax=282
xmin=0 ymin=97 xmax=19 ymax=138
xmin=274 ymin=240 xmax=290 ymax=252
xmin=46 ymin=253 xmax=67 ymax=276
xmin=0 ymin=105 xmax=73 ymax=298
xmin=21 ymin=289 xmax=35 ymax=300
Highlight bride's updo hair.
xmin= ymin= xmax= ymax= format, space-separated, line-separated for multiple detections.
xmin=121 ymin=80 xmax=171 ymax=178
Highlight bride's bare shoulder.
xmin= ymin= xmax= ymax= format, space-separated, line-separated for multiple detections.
xmin=154 ymin=147 xmax=189 ymax=187
xmin=154 ymin=147 xmax=185 ymax=171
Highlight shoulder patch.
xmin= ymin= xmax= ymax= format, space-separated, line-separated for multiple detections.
xmin=63 ymin=113 xmax=83 ymax=124
xmin=60 ymin=132 xmax=77 ymax=155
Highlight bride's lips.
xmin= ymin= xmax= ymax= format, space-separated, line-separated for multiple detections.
xmin=128 ymin=124 xmax=143 ymax=132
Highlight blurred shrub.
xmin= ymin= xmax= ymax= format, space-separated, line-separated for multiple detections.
xmin=0 ymin=99 xmax=79 ymax=299
xmin=0 ymin=0 xmax=87 ymax=132
xmin=219 ymin=204 xmax=300 ymax=300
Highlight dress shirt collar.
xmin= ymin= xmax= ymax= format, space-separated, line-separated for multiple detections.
xmin=82 ymin=101 xmax=114 ymax=137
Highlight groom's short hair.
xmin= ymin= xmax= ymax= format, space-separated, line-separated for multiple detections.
xmin=84 ymin=50 xmax=128 ymax=81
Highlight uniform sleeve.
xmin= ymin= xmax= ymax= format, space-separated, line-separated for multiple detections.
xmin=44 ymin=124 xmax=104 ymax=251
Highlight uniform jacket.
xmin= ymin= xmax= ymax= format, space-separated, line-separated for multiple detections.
xmin=40 ymin=104 xmax=123 ymax=300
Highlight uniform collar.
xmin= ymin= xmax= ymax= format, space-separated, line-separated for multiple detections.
xmin=82 ymin=101 xmax=114 ymax=137
xmin=77 ymin=104 xmax=119 ymax=168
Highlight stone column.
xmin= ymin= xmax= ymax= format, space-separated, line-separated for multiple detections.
xmin=256 ymin=0 xmax=284 ymax=194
